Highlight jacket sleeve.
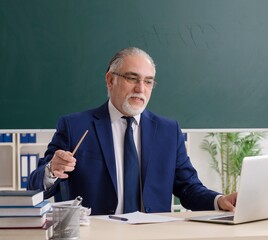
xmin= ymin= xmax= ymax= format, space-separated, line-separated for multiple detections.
xmin=27 ymin=117 xmax=70 ymax=199
xmin=173 ymin=125 xmax=220 ymax=210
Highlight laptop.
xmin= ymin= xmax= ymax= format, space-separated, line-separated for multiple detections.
xmin=187 ymin=155 xmax=268 ymax=224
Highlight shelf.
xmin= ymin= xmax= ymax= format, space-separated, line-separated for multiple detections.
xmin=0 ymin=134 xmax=16 ymax=190
xmin=0 ymin=142 xmax=14 ymax=147
xmin=19 ymin=142 xmax=49 ymax=146
xmin=16 ymin=131 xmax=54 ymax=190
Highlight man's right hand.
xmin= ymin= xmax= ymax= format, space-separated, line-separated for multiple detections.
xmin=49 ymin=150 xmax=77 ymax=179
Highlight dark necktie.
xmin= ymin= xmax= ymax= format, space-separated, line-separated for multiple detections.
xmin=123 ymin=117 xmax=140 ymax=213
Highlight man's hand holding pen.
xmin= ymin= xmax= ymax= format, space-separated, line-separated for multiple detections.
xmin=49 ymin=130 xmax=88 ymax=179
xmin=50 ymin=150 xmax=77 ymax=179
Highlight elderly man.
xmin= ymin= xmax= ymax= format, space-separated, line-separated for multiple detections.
xmin=28 ymin=47 xmax=237 ymax=215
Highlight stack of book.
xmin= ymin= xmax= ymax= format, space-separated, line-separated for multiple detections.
xmin=0 ymin=190 xmax=51 ymax=229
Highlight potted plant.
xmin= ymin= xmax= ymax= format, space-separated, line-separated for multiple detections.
xmin=200 ymin=132 xmax=265 ymax=195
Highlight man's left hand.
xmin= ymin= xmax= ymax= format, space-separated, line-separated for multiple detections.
xmin=217 ymin=192 xmax=238 ymax=212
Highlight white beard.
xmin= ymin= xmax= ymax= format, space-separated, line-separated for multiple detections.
xmin=122 ymin=93 xmax=147 ymax=116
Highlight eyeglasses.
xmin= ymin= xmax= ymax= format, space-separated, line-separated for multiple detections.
xmin=111 ymin=72 xmax=157 ymax=89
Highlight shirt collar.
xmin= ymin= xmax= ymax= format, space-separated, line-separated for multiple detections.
xmin=108 ymin=99 xmax=141 ymax=125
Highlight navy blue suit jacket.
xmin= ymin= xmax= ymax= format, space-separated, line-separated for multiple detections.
xmin=27 ymin=102 xmax=220 ymax=215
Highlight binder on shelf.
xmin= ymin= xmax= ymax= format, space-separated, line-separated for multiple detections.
xmin=29 ymin=154 xmax=39 ymax=175
xmin=0 ymin=134 xmax=3 ymax=142
xmin=20 ymin=154 xmax=39 ymax=189
xmin=20 ymin=133 xmax=29 ymax=143
xmin=28 ymin=133 xmax=36 ymax=143
xmin=20 ymin=154 xmax=29 ymax=189
xmin=3 ymin=133 xmax=12 ymax=143
xmin=20 ymin=133 xmax=37 ymax=143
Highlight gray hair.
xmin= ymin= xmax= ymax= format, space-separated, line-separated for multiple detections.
xmin=106 ymin=47 xmax=155 ymax=73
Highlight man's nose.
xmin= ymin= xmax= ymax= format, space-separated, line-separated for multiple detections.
xmin=134 ymin=79 xmax=146 ymax=92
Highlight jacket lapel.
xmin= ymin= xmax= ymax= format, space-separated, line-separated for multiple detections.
xmin=93 ymin=102 xmax=117 ymax=194
xmin=140 ymin=111 xmax=157 ymax=186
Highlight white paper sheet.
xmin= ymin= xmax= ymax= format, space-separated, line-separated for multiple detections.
xmin=93 ymin=211 xmax=183 ymax=224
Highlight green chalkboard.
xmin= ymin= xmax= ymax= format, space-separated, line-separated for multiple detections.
xmin=1 ymin=0 xmax=268 ymax=129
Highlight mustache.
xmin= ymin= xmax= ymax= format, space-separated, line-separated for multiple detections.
xmin=127 ymin=93 xmax=147 ymax=102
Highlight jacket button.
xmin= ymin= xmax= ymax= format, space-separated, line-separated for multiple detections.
xmin=144 ymin=207 xmax=151 ymax=213
xmin=109 ymin=209 xmax=115 ymax=214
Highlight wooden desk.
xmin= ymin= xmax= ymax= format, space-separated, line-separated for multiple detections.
xmin=1 ymin=211 xmax=268 ymax=240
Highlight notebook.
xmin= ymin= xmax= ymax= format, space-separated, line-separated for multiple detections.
xmin=187 ymin=155 xmax=268 ymax=224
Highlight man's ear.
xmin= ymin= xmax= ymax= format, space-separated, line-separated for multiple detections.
xmin=106 ymin=72 xmax=114 ymax=88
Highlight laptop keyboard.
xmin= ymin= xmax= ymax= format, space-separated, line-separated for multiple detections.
xmin=215 ymin=215 xmax=234 ymax=221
